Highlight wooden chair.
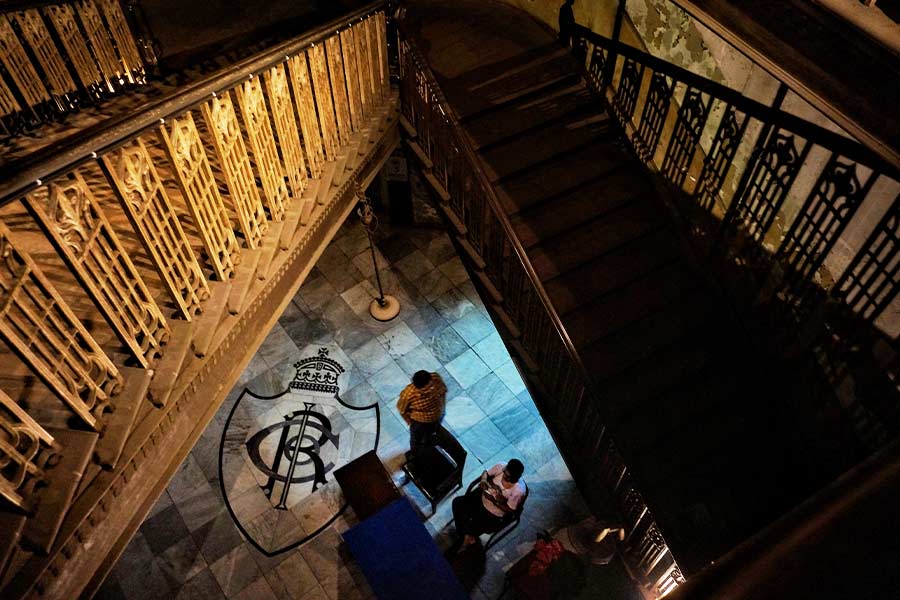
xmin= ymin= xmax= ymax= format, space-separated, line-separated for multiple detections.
xmin=401 ymin=426 xmax=467 ymax=516
xmin=462 ymin=476 xmax=529 ymax=550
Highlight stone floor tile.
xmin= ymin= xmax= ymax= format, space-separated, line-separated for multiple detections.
xmin=320 ymin=565 xmax=368 ymax=600
xmin=145 ymin=490 xmax=174 ymax=521
xmin=156 ymin=535 xmax=208 ymax=589
xmin=494 ymin=360 xmax=527 ymax=395
xmin=472 ymin=332 xmax=512 ymax=370
xmin=209 ymin=544 xmax=263 ymax=597
xmin=445 ymin=348 xmax=492 ymax=389
xmin=141 ymin=504 xmax=191 ymax=554
xmin=233 ymin=577 xmax=278 ymax=600
xmin=394 ymin=249 xmax=435 ymax=281
xmin=174 ymin=569 xmax=226 ymax=600
xmin=397 ymin=302 xmax=448 ymax=342
xmin=192 ymin=510 xmax=245 ymax=565
xmin=421 ymin=234 xmax=456 ymax=265
xmin=257 ymin=324 xmax=299 ymax=368
xmin=438 ymin=256 xmax=469 ymax=285
xmin=517 ymin=388 xmax=540 ymax=416
xmin=490 ymin=397 xmax=538 ymax=445
xmin=175 ymin=479 xmax=226 ymax=533
xmin=376 ymin=321 xmax=422 ymax=358
xmin=466 ymin=372 xmax=518 ymax=416
xmin=298 ymin=276 xmax=338 ymax=312
xmin=425 ymin=325 xmax=469 ymax=364
xmin=512 ymin=426 xmax=559 ymax=475
xmin=336 ymin=225 xmax=370 ymax=258
xmin=94 ymin=576 xmax=127 ymax=600
xmin=377 ymin=233 xmax=418 ymax=263
xmin=395 ymin=343 xmax=442 ymax=376
xmin=460 ymin=418 xmax=511 ymax=463
xmin=451 ymin=310 xmax=494 ymax=346
xmin=350 ymin=247 xmax=388 ymax=278
xmin=112 ymin=533 xmax=174 ymax=600
xmin=299 ymin=527 xmax=347 ymax=584
xmin=348 ymin=338 xmax=391 ymax=377
xmin=265 ymin=551 xmax=318 ymax=600
xmin=431 ymin=287 xmax=476 ymax=323
xmin=340 ymin=279 xmax=381 ymax=320
xmin=444 ymin=395 xmax=488 ymax=435
xmin=413 ymin=268 xmax=455 ymax=302
xmin=458 ymin=280 xmax=488 ymax=313
xmin=435 ymin=367 xmax=464 ymax=402
xmin=367 ymin=359 xmax=410 ymax=403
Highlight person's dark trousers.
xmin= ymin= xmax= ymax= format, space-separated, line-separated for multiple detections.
xmin=452 ymin=488 xmax=504 ymax=538
xmin=409 ymin=419 xmax=439 ymax=456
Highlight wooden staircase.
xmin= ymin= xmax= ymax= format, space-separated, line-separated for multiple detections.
xmin=405 ymin=7 xmax=822 ymax=575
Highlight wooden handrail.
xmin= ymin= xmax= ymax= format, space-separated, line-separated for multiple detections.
xmin=577 ymin=24 xmax=900 ymax=179
xmin=0 ymin=0 xmax=387 ymax=205
xmin=396 ymin=28 xmax=594 ymax=399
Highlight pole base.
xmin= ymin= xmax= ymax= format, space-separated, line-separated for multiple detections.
xmin=369 ymin=295 xmax=401 ymax=322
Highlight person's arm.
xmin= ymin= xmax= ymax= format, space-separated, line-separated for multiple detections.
xmin=396 ymin=387 xmax=412 ymax=424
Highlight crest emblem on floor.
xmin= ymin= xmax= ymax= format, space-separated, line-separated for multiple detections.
xmin=219 ymin=347 xmax=380 ymax=555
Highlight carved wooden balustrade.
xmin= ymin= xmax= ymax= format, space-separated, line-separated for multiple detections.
xmin=396 ymin=36 xmax=684 ymax=597
xmin=0 ymin=0 xmax=153 ymax=139
xmin=0 ymin=4 xmax=396 ymax=598
xmin=572 ymin=25 xmax=900 ymax=454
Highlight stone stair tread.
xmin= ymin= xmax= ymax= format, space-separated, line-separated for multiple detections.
xmin=465 ymin=83 xmax=593 ymax=149
xmin=450 ymin=52 xmax=579 ymax=120
xmin=148 ymin=319 xmax=194 ymax=408
xmin=511 ymin=164 xmax=650 ymax=248
xmin=480 ymin=112 xmax=610 ymax=181
xmin=563 ymin=262 xmax=700 ymax=349
xmin=496 ymin=139 xmax=629 ymax=214
xmin=446 ymin=42 xmax=569 ymax=91
xmin=257 ymin=221 xmax=285 ymax=280
xmin=23 ymin=428 xmax=98 ymax=553
xmin=544 ymin=228 xmax=683 ymax=316
xmin=528 ymin=195 xmax=669 ymax=281
xmin=93 ymin=366 xmax=152 ymax=469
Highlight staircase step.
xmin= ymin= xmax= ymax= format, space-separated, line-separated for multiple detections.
xmin=227 ymin=248 xmax=261 ymax=314
xmin=564 ymin=262 xmax=699 ymax=349
xmin=481 ymin=112 xmax=610 ymax=181
xmin=448 ymin=42 xmax=569 ymax=91
xmin=23 ymin=428 xmax=98 ymax=553
xmin=148 ymin=319 xmax=194 ymax=408
xmin=528 ymin=195 xmax=669 ymax=281
xmin=192 ymin=280 xmax=231 ymax=358
xmin=0 ymin=512 xmax=26 ymax=575
xmin=452 ymin=52 xmax=579 ymax=120
xmin=280 ymin=201 xmax=304 ymax=251
xmin=544 ymin=228 xmax=682 ymax=315
xmin=590 ymin=337 xmax=711 ymax=418
xmin=316 ymin=161 xmax=338 ymax=205
xmin=465 ymin=83 xmax=593 ymax=149
xmin=256 ymin=221 xmax=284 ymax=281
xmin=511 ymin=163 xmax=650 ymax=248
xmin=496 ymin=139 xmax=628 ymax=214
xmin=580 ymin=290 xmax=709 ymax=382
xmin=94 ymin=366 xmax=152 ymax=468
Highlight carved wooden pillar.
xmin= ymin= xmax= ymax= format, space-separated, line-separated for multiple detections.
xmin=308 ymin=43 xmax=339 ymax=161
xmin=325 ymin=34 xmax=352 ymax=147
xmin=0 ymin=389 xmax=56 ymax=511
xmin=158 ymin=111 xmax=242 ymax=281
xmin=288 ymin=52 xmax=325 ymax=177
xmin=357 ymin=17 xmax=377 ymax=116
xmin=375 ymin=12 xmax=390 ymax=98
xmin=23 ymin=173 xmax=171 ymax=366
xmin=341 ymin=27 xmax=364 ymax=132
xmin=202 ymin=91 xmax=269 ymax=249
xmin=264 ymin=63 xmax=308 ymax=199
xmin=0 ymin=221 xmax=123 ymax=429
xmin=101 ymin=139 xmax=210 ymax=320
xmin=235 ymin=76 xmax=289 ymax=222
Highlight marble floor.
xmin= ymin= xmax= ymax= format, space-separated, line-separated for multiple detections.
xmin=96 ymin=218 xmax=591 ymax=600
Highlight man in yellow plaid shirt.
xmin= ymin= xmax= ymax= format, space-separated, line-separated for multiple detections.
xmin=397 ymin=370 xmax=447 ymax=457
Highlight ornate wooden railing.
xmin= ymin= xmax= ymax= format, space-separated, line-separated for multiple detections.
xmin=572 ymin=25 xmax=900 ymax=453
xmin=396 ymin=32 xmax=684 ymax=598
xmin=0 ymin=3 xmax=396 ymax=598
xmin=0 ymin=0 xmax=155 ymax=139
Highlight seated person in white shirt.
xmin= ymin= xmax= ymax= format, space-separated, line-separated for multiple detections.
xmin=451 ymin=459 xmax=525 ymax=550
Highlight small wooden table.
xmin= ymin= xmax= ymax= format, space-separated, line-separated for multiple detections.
xmin=334 ymin=450 xmax=402 ymax=520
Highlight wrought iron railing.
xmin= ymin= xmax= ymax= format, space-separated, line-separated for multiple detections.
xmin=0 ymin=0 xmax=155 ymax=139
xmin=572 ymin=24 xmax=900 ymax=452
xmin=0 ymin=4 xmax=393 ymax=596
xmin=396 ymin=30 xmax=684 ymax=598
